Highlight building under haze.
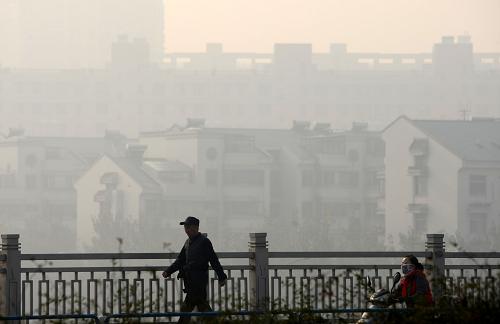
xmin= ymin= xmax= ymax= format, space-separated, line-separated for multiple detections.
xmin=7 ymin=116 xmax=499 ymax=252
xmin=0 ymin=36 xmax=499 ymax=137
xmin=0 ymin=131 xmax=128 ymax=251
xmin=383 ymin=116 xmax=500 ymax=250
xmin=74 ymin=120 xmax=385 ymax=251
xmin=0 ymin=0 xmax=164 ymax=68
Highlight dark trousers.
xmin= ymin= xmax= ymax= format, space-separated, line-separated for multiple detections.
xmin=178 ymin=286 xmax=212 ymax=323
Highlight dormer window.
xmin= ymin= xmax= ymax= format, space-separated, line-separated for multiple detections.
xmin=224 ymin=135 xmax=254 ymax=153
xmin=409 ymin=138 xmax=428 ymax=156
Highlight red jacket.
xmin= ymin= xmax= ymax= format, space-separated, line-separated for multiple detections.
xmin=400 ymin=269 xmax=433 ymax=306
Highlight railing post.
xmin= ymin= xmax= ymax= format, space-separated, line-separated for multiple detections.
xmin=0 ymin=234 xmax=21 ymax=318
xmin=425 ymin=233 xmax=445 ymax=301
xmin=248 ymin=233 xmax=269 ymax=311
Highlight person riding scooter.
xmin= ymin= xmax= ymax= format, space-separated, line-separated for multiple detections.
xmin=392 ymin=255 xmax=433 ymax=307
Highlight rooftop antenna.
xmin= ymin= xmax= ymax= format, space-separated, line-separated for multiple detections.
xmin=459 ymin=104 xmax=471 ymax=121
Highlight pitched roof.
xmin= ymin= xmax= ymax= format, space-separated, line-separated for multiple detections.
xmin=109 ymin=157 xmax=162 ymax=193
xmin=411 ymin=119 xmax=500 ymax=162
xmin=12 ymin=136 xmax=128 ymax=163
xmin=143 ymin=159 xmax=192 ymax=173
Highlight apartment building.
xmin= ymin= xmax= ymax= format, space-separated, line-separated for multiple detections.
xmin=383 ymin=116 xmax=500 ymax=250
xmin=74 ymin=120 xmax=384 ymax=251
xmin=1 ymin=36 xmax=499 ymax=137
xmin=0 ymin=131 xmax=127 ymax=251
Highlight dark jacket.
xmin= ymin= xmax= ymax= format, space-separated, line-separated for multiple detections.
xmin=165 ymin=233 xmax=227 ymax=293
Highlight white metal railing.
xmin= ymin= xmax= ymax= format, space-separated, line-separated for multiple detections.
xmin=1 ymin=233 xmax=499 ymax=319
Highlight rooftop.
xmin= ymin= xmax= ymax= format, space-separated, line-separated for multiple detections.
xmin=411 ymin=118 xmax=500 ymax=162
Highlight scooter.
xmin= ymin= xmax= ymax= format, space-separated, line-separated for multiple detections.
xmin=356 ymin=272 xmax=402 ymax=324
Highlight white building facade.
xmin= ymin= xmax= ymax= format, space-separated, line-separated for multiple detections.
xmin=383 ymin=116 xmax=500 ymax=250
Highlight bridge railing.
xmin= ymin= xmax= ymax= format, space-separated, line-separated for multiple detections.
xmin=1 ymin=233 xmax=499 ymax=319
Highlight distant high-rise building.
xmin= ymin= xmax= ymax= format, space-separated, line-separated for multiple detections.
xmin=0 ymin=0 xmax=164 ymax=68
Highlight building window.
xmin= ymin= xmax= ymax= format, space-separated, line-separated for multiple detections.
xmin=414 ymin=155 xmax=426 ymax=168
xmin=301 ymin=169 xmax=315 ymax=187
xmin=320 ymin=202 xmax=360 ymax=230
xmin=378 ymin=178 xmax=385 ymax=196
xmin=25 ymin=154 xmax=38 ymax=168
xmin=413 ymin=213 xmax=428 ymax=233
xmin=301 ymin=201 xmax=313 ymax=218
xmin=224 ymin=201 xmax=260 ymax=217
xmin=223 ymin=170 xmax=264 ymax=186
xmin=206 ymin=147 xmax=218 ymax=161
xmin=43 ymin=175 xmax=73 ymax=189
xmin=469 ymin=212 xmax=487 ymax=234
xmin=365 ymin=203 xmax=378 ymax=219
xmin=321 ymin=170 xmax=335 ymax=187
xmin=469 ymin=175 xmax=487 ymax=197
xmin=366 ymin=138 xmax=385 ymax=156
xmin=224 ymin=136 xmax=254 ymax=153
xmin=319 ymin=137 xmax=346 ymax=155
xmin=25 ymin=175 xmax=37 ymax=190
xmin=365 ymin=170 xmax=378 ymax=189
xmin=0 ymin=174 xmax=16 ymax=188
xmin=413 ymin=176 xmax=427 ymax=196
xmin=206 ymin=169 xmax=218 ymax=186
xmin=338 ymin=171 xmax=359 ymax=188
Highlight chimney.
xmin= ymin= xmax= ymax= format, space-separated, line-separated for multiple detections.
xmin=186 ymin=118 xmax=206 ymax=129
xmin=125 ymin=143 xmax=147 ymax=164
xmin=352 ymin=122 xmax=368 ymax=131
xmin=313 ymin=122 xmax=331 ymax=133
xmin=292 ymin=120 xmax=311 ymax=132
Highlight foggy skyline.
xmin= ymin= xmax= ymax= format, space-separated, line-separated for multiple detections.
xmin=165 ymin=0 xmax=500 ymax=53
xmin=0 ymin=0 xmax=499 ymax=254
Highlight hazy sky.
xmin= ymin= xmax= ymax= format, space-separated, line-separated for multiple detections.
xmin=165 ymin=0 xmax=500 ymax=53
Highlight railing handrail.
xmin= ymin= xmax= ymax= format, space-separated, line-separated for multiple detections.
xmin=19 ymin=251 xmax=500 ymax=262
xmin=269 ymin=264 xmax=399 ymax=270
xmin=21 ymin=265 xmax=253 ymax=273
xmin=444 ymin=252 xmax=500 ymax=258
xmin=19 ymin=264 xmax=500 ymax=273
xmin=269 ymin=251 xmax=431 ymax=258
xmin=445 ymin=264 xmax=500 ymax=269
xmin=20 ymin=251 xmax=252 ymax=261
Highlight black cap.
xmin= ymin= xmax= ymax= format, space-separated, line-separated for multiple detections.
xmin=180 ymin=216 xmax=199 ymax=226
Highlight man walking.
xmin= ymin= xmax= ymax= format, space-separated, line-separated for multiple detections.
xmin=162 ymin=216 xmax=227 ymax=323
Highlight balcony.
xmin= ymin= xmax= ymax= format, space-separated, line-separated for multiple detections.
xmin=408 ymin=203 xmax=428 ymax=214
xmin=407 ymin=166 xmax=428 ymax=177
xmin=376 ymin=169 xmax=385 ymax=180
xmin=467 ymin=201 xmax=491 ymax=211
xmin=100 ymin=172 xmax=118 ymax=185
